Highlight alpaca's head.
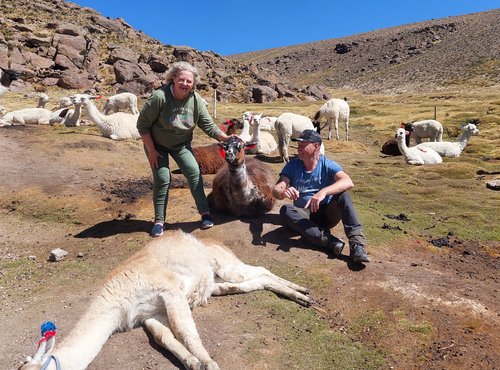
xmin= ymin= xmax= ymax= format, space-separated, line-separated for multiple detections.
xmin=220 ymin=118 xmax=242 ymax=135
xmin=36 ymin=93 xmax=49 ymax=105
xmin=464 ymin=123 xmax=479 ymax=136
xmin=218 ymin=136 xmax=255 ymax=166
xmin=400 ymin=122 xmax=413 ymax=132
xmin=251 ymin=114 xmax=262 ymax=127
xmin=394 ymin=125 xmax=411 ymax=144
xmin=396 ymin=128 xmax=409 ymax=141
xmin=19 ymin=321 xmax=57 ymax=370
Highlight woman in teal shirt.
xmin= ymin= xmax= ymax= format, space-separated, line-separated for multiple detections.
xmin=137 ymin=61 xmax=230 ymax=236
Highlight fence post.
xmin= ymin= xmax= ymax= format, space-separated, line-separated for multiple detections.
xmin=213 ymin=89 xmax=217 ymax=118
xmin=434 ymin=106 xmax=437 ymax=120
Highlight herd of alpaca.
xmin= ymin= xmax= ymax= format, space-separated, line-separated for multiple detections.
xmin=384 ymin=121 xmax=479 ymax=165
xmin=0 ymin=92 xmax=141 ymax=137
xmin=21 ymin=230 xmax=312 ymax=370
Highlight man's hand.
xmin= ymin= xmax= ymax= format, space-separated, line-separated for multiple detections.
xmin=304 ymin=191 xmax=326 ymax=213
xmin=282 ymin=186 xmax=300 ymax=201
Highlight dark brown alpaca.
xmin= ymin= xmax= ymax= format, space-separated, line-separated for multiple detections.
xmin=192 ymin=118 xmax=243 ymax=175
xmin=207 ymin=136 xmax=275 ymax=217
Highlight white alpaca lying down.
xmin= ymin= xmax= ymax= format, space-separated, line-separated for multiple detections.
xmin=0 ymin=107 xmax=51 ymax=126
xmin=416 ymin=123 xmax=479 ymax=157
xmin=396 ymin=128 xmax=442 ymax=165
xmin=21 ymin=230 xmax=312 ymax=370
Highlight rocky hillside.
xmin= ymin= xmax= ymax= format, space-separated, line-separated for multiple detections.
xmin=1 ymin=2 xmax=498 ymax=101
xmin=230 ymin=9 xmax=500 ymax=94
xmin=0 ymin=0 xmax=325 ymax=102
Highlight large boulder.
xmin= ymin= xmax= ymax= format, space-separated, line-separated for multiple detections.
xmin=252 ymin=85 xmax=278 ymax=103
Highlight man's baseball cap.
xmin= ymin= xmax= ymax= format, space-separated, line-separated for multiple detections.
xmin=291 ymin=129 xmax=322 ymax=144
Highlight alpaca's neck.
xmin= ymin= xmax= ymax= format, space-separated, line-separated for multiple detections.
xmin=67 ymin=104 xmax=82 ymax=125
xmin=397 ymin=137 xmax=411 ymax=160
xmin=251 ymin=122 xmax=260 ymax=143
xmin=458 ymin=130 xmax=473 ymax=151
xmin=85 ymin=102 xmax=111 ymax=135
xmin=229 ymin=162 xmax=253 ymax=196
xmin=72 ymin=104 xmax=82 ymax=119
xmin=241 ymin=119 xmax=250 ymax=137
xmin=50 ymin=301 xmax=121 ymax=370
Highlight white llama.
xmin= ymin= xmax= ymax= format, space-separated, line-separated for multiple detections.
xmin=404 ymin=119 xmax=443 ymax=144
xmin=250 ymin=114 xmax=278 ymax=155
xmin=20 ymin=230 xmax=312 ymax=370
xmin=313 ymin=98 xmax=350 ymax=140
xmin=275 ymin=112 xmax=324 ymax=163
xmin=102 ymin=92 xmax=139 ymax=115
xmin=396 ymin=128 xmax=442 ymax=165
xmin=416 ymin=123 xmax=479 ymax=157
xmin=49 ymin=94 xmax=90 ymax=127
xmin=80 ymin=95 xmax=140 ymax=140
xmin=239 ymin=111 xmax=253 ymax=142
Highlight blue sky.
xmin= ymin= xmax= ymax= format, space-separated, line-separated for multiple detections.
xmin=71 ymin=1 xmax=498 ymax=56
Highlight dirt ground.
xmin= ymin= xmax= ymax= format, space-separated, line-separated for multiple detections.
xmin=0 ymin=125 xmax=498 ymax=370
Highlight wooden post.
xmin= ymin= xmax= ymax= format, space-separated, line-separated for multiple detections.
xmin=434 ymin=106 xmax=437 ymax=120
xmin=213 ymin=89 xmax=217 ymax=118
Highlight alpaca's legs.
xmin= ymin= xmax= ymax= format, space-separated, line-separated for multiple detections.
xmin=160 ymin=293 xmax=219 ymax=370
xmin=335 ymin=118 xmax=340 ymax=140
xmin=211 ymin=258 xmax=312 ymax=307
xmin=144 ymin=316 xmax=203 ymax=370
xmin=345 ymin=117 xmax=349 ymax=141
xmin=281 ymin=136 xmax=291 ymax=162
xmin=212 ymin=275 xmax=313 ymax=307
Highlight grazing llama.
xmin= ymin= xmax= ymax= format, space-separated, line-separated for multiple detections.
xmin=208 ymin=136 xmax=276 ymax=217
xmin=403 ymin=119 xmax=443 ymax=144
xmin=313 ymin=98 xmax=350 ymax=140
xmin=102 ymin=92 xmax=139 ymax=115
xmin=275 ymin=112 xmax=321 ymax=163
xmin=20 ymin=230 xmax=312 ymax=370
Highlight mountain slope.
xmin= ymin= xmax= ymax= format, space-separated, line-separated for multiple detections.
xmin=230 ymin=9 xmax=500 ymax=94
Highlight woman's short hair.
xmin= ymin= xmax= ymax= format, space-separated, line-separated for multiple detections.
xmin=165 ymin=61 xmax=200 ymax=87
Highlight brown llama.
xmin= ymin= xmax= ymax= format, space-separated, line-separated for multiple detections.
xmin=208 ymin=136 xmax=276 ymax=217
xmin=192 ymin=118 xmax=243 ymax=175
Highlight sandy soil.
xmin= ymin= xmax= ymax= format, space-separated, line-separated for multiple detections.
xmin=0 ymin=125 xmax=498 ymax=370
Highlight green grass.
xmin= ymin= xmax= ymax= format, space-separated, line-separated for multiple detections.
xmin=243 ymin=295 xmax=386 ymax=370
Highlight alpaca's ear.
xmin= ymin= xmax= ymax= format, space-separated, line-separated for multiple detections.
xmin=30 ymin=336 xmax=56 ymax=364
xmin=30 ymin=321 xmax=57 ymax=363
